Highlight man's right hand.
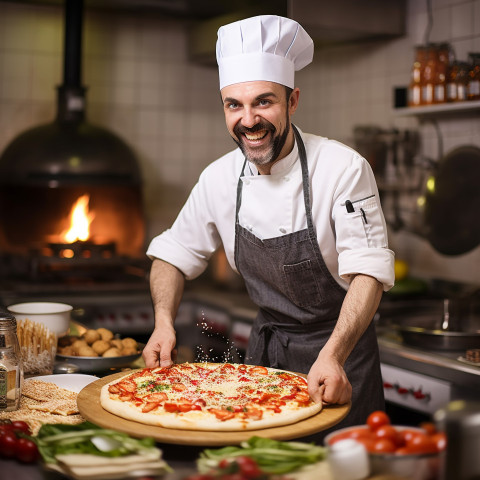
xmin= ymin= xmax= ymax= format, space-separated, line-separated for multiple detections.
xmin=142 ymin=325 xmax=177 ymax=367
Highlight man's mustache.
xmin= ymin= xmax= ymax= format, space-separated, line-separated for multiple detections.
xmin=234 ymin=122 xmax=275 ymax=136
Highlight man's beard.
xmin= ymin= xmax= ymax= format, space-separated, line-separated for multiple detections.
xmin=232 ymin=117 xmax=290 ymax=167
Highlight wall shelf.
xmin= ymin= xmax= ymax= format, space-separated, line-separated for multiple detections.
xmin=393 ymin=100 xmax=480 ymax=117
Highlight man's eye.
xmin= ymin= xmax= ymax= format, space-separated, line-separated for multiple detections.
xmin=258 ymin=99 xmax=271 ymax=106
xmin=227 ymin=103 xmax=238 ymax=109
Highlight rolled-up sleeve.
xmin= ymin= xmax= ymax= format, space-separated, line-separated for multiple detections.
xmin=146 ymin=174 xmax=222 ymax=280
xmin=332 ymin=152 xmax=395 ymax=291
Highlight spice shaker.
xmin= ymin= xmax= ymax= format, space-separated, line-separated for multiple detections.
xmin=0 ymin=312 xmax=23 ymax=411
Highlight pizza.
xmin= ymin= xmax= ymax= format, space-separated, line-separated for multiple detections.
xmin=100 ymin=362 xmax=322 ymax=431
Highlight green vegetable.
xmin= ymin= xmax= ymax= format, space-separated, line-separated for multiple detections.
xmin=34 ymin=422 xmax=159 ymax=464
xmin=198 ymin=436 xmax=326 ymax=474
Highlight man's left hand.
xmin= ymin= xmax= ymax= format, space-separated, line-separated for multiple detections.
xmin=306 ymin=352 xmax=352 ymax=405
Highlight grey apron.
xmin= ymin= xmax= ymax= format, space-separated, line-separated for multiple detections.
xmin=233 ymin=125 xmax=384 ymax=434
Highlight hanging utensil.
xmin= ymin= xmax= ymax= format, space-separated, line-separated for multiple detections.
xmin=423 ymin=145 xmax=480 ymax=255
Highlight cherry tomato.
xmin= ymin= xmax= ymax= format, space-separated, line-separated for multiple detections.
xmin=11 ymin=421 xmax=31 ymax=436
xmin=0 ymin=431 xmax=18 ymax=458
xmin=372 ymin=438 xmax=396 ymax=454
xmin=374 ymin=425 xmax=400 ymax=446
xmin=396 ymin=428 xmax=420 ymax=447
xmin=406 ymin=432 xmax=437 ymax=454
xmin=15 ymin=437 xmax=39 ymax=464
xmin=218 ymin=458 xmax=231 ymax=469
xmin=367 ymin=410 xmax=391 ymax=431
xmin=235 ymin=456 xmax=262 ymax=478
xmin=0 ymin=422 xmax=14 ymax=433
xmin=420 ymin=421 xmax=437 ymax=435
xmin=431 ymin=432 xmax=447 ymax=452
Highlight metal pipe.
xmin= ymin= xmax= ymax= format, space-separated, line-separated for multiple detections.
xmin=63 ymin=0 xmax=84 ymax=88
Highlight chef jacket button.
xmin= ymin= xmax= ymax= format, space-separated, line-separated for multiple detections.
xmin=284 ymin=176 xmax=290 ymax=182
xmin=279 ymin=227 xmax=287 ymax=234
xmin=244 ymin=179 xmax=250 ymax=185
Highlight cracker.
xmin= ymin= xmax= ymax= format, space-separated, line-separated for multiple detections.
xmin=0 ymin=379 xmax=84 ymax=435
xmin=22 ymin=379 xmax=77 ymax=402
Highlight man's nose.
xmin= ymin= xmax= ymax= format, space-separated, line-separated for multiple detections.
xmin=241 ymin=108 xmax=259 ymax=128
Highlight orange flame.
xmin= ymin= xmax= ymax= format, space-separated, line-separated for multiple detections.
xmin=62 ymin=194 xmax=95 ymax=243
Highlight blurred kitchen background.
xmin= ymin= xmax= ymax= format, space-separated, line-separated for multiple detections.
xmin=0 ymin=0 xmax=479 ymax=424
xmin=0 ymin=0 xmax=478 ymax=285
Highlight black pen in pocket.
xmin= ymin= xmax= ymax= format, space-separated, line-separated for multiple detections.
xmin=345 ymin=200 xmax=354 ymax=213
xmin=360 ymin=208 xmax=368 ymax=224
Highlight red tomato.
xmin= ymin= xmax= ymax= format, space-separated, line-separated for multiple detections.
xmin=11 ymin=421 xmax=31 ymax=436
xmin=374 ymin=425 xmax=400 ymax=446
xmin=0 ymin=422 xmax=14 ymax=433
xmin=0 ymin=431 xmax=18 ymax=458
xmin=372 ymin=438 xmax=396 ymax=454
xmin=396 ymin=428 xmax=420 ymax=447
xmin=406 ymin=432 xmax=437 ymax=454
xmin=235 ymin=456 xmax=262 ymax=478
xmin=420 ymin=421 xmax=437 ymax=435
xmin=431 ymin=432 xmax=447 ymax=452
xmin=367 ymin=410 xmax=391 ymax=431
xmin=15 ymin=437 xmax=39 ymax=464
xmin=218 ymin=458 xmax=231 ymax=469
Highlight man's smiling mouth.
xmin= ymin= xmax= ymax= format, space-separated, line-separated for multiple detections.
xmin=244 ymin=130 xmax=268 ymax=141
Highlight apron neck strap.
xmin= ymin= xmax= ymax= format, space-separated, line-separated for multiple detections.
xmin=292 ymin=124 xmax=315 ymax=233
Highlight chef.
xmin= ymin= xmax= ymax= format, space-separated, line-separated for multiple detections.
xmin=143 ymin=15 xmax=395 ymax=429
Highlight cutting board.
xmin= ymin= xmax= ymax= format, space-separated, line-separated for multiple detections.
xmin=77 ymin=371 xmax=350 ymax=446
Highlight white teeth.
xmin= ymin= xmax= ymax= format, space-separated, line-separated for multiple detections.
xmin=245 ymin=130 xmax=267 ymax=141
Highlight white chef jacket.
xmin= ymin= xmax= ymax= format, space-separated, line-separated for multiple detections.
xmin=147 ymin=128 xmax=395 ymax=291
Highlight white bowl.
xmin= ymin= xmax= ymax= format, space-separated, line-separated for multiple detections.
xmin=8 ymin=302 xmax=72 ymax=336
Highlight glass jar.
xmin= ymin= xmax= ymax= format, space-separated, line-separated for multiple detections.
xmin=422 ymin=44 xmax=437 ymax=105
xmin=467 ymin=53 xmax=480 ymax=100
xmin=408 ymin=45 xmax=426 ymax=107
xmin=433 ymin=43 xmax=451 ymax=103
xmin=446 ymin=61 xmax=460 ymax=102
xmin=0 ymin=313 xmax=23 ymax=411
xmin=456 ymin=62 xmax=470 ymax=101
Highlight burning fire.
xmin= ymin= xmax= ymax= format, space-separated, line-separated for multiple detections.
xmin=62 ymin=194 xmax=95 ymax=243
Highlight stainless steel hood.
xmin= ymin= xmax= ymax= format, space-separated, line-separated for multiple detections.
xmin=12 ymin=0 xmax=406 ymax=64
xmin=189 ymin=0 xmax=406 ymax=65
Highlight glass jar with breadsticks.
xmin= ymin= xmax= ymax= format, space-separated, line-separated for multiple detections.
xmin=16 ymin=318 xmax=57 ymax=377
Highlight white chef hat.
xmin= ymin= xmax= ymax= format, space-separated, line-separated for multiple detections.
xmin=216 ymin=15 xmax=314 ymax=90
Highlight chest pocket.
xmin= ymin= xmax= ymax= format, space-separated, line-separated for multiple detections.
xmin=283 ymin=259 xmax=323 ymax=308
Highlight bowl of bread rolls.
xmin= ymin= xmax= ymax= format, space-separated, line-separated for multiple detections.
xmin=56 ymin=327 xmax=143 ymax=373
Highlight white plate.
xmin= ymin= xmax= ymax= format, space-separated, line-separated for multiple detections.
xmin=27 ymin=374 xmax=98 ymax=393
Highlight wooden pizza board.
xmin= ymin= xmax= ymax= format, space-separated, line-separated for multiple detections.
xmin=77 ymin=370 xmax=350 ymax=446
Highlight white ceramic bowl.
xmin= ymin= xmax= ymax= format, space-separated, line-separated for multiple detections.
xmin=8 ymin=302 xmax=72 ymax=336
xmin=325 ymin=425 xmax=444 ymax=480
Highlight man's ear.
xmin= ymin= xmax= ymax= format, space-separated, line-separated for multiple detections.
xmin=289 ymin=88 xmax=300 ymax=115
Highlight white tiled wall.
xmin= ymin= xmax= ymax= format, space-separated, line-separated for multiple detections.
xmin=0 ymin=0 xmax=479 ymax=285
